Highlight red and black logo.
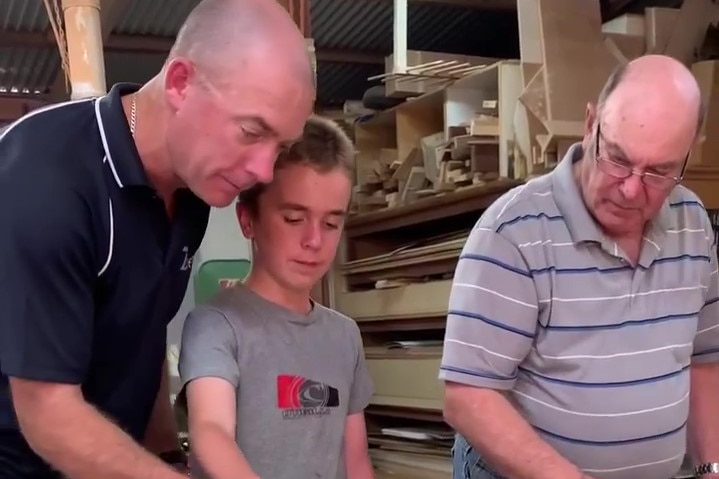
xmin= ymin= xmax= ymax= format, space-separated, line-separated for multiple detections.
xmin=276 ymin=374 xmax=339 ymax=419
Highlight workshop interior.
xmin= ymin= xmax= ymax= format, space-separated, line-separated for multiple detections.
xmin=2 ymin=0 xmax=718 ymax=477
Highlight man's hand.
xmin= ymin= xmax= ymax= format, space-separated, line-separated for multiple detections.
xmin=10 ymin=377 xmax=186 ymax=479
xmin=444 ymin=382 xmax=587 ymax=479
xmin=689 ymin=362 xmax=719 ymax=465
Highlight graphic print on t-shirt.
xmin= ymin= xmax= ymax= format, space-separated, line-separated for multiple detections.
xmin=276 ymin=374 xmax=340 ymax=419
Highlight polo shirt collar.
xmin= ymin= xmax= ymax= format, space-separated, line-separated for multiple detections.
xmin=552 ymin=143 xmax=604 ymax=244
xmin=94 ymin=82 xmax=150 ymax=188
xmin=552 ymin=143 xmax=674 ymax=246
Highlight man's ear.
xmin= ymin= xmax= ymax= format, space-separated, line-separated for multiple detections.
xmin=236 ymin=202 xmax=254 ymax=239
xmin=582 ymin=102 xmax=597 ymax=153
xmin=584 ymin=102 xmax=597 ymax=136
xmin=163 ymin=57 xmax=195 ymax=113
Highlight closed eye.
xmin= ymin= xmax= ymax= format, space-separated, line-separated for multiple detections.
xmin=241 ymin=126 xmax=262 ymax=141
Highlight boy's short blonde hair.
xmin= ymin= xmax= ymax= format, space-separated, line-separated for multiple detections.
xmin=238 ymin=115 xmax=355 ymax=213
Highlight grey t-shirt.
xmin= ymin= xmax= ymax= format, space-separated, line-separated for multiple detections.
xmin=179 ymin=285 xmax=374 ymax=479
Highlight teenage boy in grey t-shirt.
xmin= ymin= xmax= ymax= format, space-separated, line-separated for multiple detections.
xmin=178 ymin=115 xmax=375 ymax=479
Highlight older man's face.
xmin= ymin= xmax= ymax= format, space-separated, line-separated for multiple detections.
xmin=580 ymin=96 xmax=694 ymax=239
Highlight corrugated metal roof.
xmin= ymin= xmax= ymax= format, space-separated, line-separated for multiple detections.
xmin=0 ymin=46 xmax=57 ymax=94
xmin=113 ymin=0 xmax=201 ymax=36
xmin=104 ymin=50 xmax=165 ymax=86
xmin=310 ymin=0 xmax=518 ymax=58
xmin=317 ymin=61 xmax=383 ymax=107
xmin=0 ymin=0 xmax=48 ymax=32
xmin=0 ymin=0 xmax=652 ymax=106
xmin=311 ymin=0 xmax=391 ymax=53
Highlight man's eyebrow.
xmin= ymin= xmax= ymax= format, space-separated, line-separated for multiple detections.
xmin=603 ymin=137 xmax=629 ymax=159
xmin=233 ymin=115 xmax=277 ymax=135
xmin=605 ymin=137 xmax=684 ymax=170
xmin=234 ymin=115 xmax=302 ymax=145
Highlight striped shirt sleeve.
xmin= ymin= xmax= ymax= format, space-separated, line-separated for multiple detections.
xmin=439 ymin=226 xmax=538 ymax=390
xmin=693 ymin=234 xmax=719 ymax=364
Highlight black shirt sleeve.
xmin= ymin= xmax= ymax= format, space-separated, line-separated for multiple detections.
xmin=0 ymin=128 xmax=99 ymax=385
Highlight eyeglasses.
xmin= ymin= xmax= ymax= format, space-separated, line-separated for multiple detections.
xmin=594 ymin=123 xmax=687 ymax=189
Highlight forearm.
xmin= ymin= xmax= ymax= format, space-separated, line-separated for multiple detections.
xmin=144 ymin=360 xmax=182 ymax=454
xmin=192 ymin=423 xmax=259 ymax=479
xmin=19 ymin=394 xmax=185 ymax=479
xmin=444 ymin=385 xmax=587 ymax=479
xmin=347 ymin=456 xmax=375 ymax=479
xmin=688 ymin=363 xmax=719 ymax=464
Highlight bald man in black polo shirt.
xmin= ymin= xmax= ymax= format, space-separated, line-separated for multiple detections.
xmin=0 ymin=1 xmax=314 ymax=478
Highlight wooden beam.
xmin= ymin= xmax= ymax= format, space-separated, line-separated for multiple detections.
xmin=47 ymin=0 xmax=131 ymax=99
xmin=0 ymin=30 xmax=385 ymax=65
xmin=275 ymin=0 xmax=311 ymax=37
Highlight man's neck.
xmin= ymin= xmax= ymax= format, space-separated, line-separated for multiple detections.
xmin=123 ymin=78 xmax=180 ymax=204
xmin=244 ymin=270 xmax=313 ymax=316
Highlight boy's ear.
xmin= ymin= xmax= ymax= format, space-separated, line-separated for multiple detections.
xmin=236 ymin=202 xmax=254 ymax=239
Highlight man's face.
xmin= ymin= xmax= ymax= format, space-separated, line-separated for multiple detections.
xmin=580 ymin=104 xmax=692 ymax=238
xmin=238 ymin=163 xmax=351 ymax=294
xmin=164 ymin=58 xmax=315 ymax=207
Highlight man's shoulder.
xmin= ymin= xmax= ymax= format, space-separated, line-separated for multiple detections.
xmin=0 ymin=98 xmax=104 ymax=193
xmin=2 ymin=98 xmax=97 ymax=144
xmin=668 ymin=185 xmax=713 ymax=232
xmin=474 ymin=175 xmax=558 ymax=238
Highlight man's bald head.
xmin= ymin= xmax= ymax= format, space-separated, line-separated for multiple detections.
xmin=168 ymin=0 xmax=314 ymax=88
xmin=597 ymin=54 xmax=704 ymax=137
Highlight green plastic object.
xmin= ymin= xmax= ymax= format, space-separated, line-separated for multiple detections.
xmin=193 ymin=258 xmax=251 ymax=305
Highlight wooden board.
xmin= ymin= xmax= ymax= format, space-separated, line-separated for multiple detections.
xmin=538 ymin=0 xmax=617 ymax=122
xmin=663 ymin=0 xmax=717 ymax=65
xmin=645 ymin=7 xmax=680 ymax=54
xmin=365 ymin=354 xmax=444 ymax=410
xmin=336 ymin=280 xmax=452 ymax=322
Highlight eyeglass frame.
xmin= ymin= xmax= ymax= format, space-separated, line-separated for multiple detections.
xmin=593 ymin=121 xmax=689 ymax=189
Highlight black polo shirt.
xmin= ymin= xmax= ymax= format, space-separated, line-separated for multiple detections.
xmin=0 ymin=83 xmax=210 ymax=477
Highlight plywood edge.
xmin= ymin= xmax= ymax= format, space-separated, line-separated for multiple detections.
xmin=336 ymin=280 xmax=453 ymax=321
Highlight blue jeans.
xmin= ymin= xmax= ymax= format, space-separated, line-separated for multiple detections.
xmin=452 ymin=434 xmax=505 ymax=479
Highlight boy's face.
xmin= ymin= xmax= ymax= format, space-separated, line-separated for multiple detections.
xmin=238 ymin=162 xmax=351 ymax=294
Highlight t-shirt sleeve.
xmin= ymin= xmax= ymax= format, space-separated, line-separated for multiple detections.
xmin=439 ymin=226 xmax=538 ymax=390
xmin=179 ymin=305 xmax=241 ymax=389
xmin=0 ymin=135 xmax=98 ymax=384
xmin=692 ymin=220 xmax=719 ymax=364
xmin=347 ymin=323 xmax=374 ymax=415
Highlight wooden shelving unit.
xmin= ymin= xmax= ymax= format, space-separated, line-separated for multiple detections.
xmin=325 ymin=1 xmax=719 ymax=478
xmin=335 ymin=182 xmax=518 ymax=479
xmin=331 ymin=60 xmax=523 ymax=474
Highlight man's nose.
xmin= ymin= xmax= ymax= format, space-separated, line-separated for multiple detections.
xmin=246 ymin=146 xmax=279 ymax=185
xmin=619 ymin=173 xmax=644 ymax=201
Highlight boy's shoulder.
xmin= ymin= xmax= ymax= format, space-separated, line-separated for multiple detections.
xmin=189 ymin=285 xmax=362 ymax=336
xmin=312 ymin=302 xmax=361 ymax=333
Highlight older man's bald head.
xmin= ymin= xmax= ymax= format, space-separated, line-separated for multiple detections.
xmin=597 ymin=54 xmax=704 ymax=137
xmin=168 ymin=0 xmax=314 ymax=88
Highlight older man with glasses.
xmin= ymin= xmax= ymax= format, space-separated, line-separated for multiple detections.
xmin=440 ymin=54 xmax=719 ymax=479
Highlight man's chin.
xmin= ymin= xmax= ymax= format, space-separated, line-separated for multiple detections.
xmin=599 ymin=213 xmax=642 ymax=237
xmin=194 ymin=188 xmax=237 ymax=208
